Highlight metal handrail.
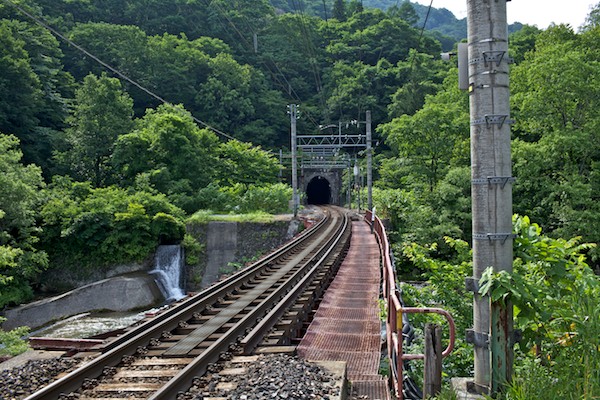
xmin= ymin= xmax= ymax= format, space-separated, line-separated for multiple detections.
xmin=365 ymin=210 xmax=456 ymax=400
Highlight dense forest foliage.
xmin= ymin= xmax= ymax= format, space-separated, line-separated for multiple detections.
xmin=1 ymin=0 xmax=599 ymax=395
xmin=0 ymin=0 xmax=451 ymax=305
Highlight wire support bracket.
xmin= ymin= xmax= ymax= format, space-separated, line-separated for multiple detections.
xmin=470 ymin=37 xmax=508 ymax=45
xmin=472 ymin=233 xmax=517 ymax=244
xmin=468 ymin=83 xmax=510 ymax=92
xmin=465 ymin=277 xmax=480 ymax=293
xmin=472 ymin=176 xmax=516 ymax=188
xmin=470 ymin=51 xmax=514 ymax=67
xmin=466 ymin=329 xmax=489 ymax=349
xmin=471 ymin=114 xmax=515 ymax=128
xmin=469 ymin=70 xmax=509 ymax=78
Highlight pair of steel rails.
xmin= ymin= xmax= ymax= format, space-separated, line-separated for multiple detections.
xmin=25 ymin=207 xmax=349 ymax=400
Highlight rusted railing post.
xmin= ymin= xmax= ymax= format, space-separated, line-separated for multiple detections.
xmin=366 ymin=212 xmax=456 ymax=400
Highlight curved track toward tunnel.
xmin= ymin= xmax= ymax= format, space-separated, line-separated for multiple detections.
xmin=24 ymin=206 xmax=350 ymax=400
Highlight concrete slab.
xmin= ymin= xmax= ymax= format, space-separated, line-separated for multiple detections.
xmin=1 ymin=275 xmax=162 ymax=330
xmin=451 ymin=377 xmax=486 ymax=399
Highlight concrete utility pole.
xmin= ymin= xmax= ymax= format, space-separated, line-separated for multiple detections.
xmin=366 ymin=110 xmax=373 ymax=211
xmin=466 ymin=0 xmax=514 ymax=394
xmin=289 ymin=104 xmax=300 ymax=217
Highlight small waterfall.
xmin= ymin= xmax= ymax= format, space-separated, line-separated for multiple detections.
xmin=150 ymin=245 xmax=186 ymax=302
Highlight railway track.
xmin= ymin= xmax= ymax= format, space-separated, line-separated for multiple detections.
xmin=25 ymin=206 xmax=351 ymax=400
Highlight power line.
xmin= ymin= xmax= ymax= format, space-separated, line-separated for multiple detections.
xmin=1 ymin=0 xmax=238 ymax=141
xmin=205 ymin=0 xmax=294 ymax=95
xmin=417 ymin=0 xmax=434 ymax=47
xmin=407 ymin=0 xmax=434 ymax=77
xmin=204 ymin=0 xmax=321 ymax=128
xmin=290 ymin=0 xmax=327 ymax=112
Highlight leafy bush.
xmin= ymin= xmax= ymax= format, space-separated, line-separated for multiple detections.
xmin=151 ymin=212 xmax=186 ymax=244
xmin=237 ymin=183 xmax=292 ymax=214
xmin=188 ymin=183 xmax=292 ymax=214
xmin=0 ymin=317 xmax=29 ymax=357
xmin=401 ymin=215 xmax=599 ymax=399
xmin=479 ymin=215 xmax=599 ymax=399
xmin=182 ymin=234 xmax=204 ymax=266
xmin=39 ymin=178 xmax=186 ymax=271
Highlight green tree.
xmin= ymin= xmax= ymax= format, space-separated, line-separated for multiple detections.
xmin=508 ymin=24 xmax=541 ymax=64
xmin=61 ymin=73 xmax=134 ymax=187
xmin=379 ymin=90 xmax=468 ymax=192
xmin=216 ymin=140 xmax=280 ymax=186
xmin=113 ymin=104 xmax=219 ymax=212
xmin=332 ymin=0 xmax=347 ymax=21
xmin=511 ymin=25 xmax=600 ymax=260
xmin=387 ymin=50 xmax=446 ymax=117
xmin=0 ymin=16 xmax=73 ymax=173
xmin=0 ymin=134 xmax=47 ymax=307
xmin=396 ymin=1 xmax=418 ymax=25
xmin=582 ymin=2 xmax=600 ymax=30
xmin=0 ymin=21 xmax=41 ymax=152
xmin=348 ymin=0 xmax=364 ymax=15
xmin=326 ymin=9 xmax=440 ymax=65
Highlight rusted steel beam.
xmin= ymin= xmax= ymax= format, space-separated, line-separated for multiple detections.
xmin=29 ymin=337 xmax=104 ymax=351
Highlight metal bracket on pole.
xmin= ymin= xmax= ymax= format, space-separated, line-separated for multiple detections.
xmin=465 ymin=277 xmax=480 ymax=293
xmin=472 ymin=37 xmax=507 ymax=44
xmin=471 ymin=114 xmax=514 ymax=129
xmin=470 ymin=51 xmax=513 ymax=67
xmin=469 ymin=83 xmax=510 ymax=92
xmin=472 ymin=233 xmax=517 ymax=244
xmin=466 ymin=329 xmax=489 ymax=349
xmin=472 ymin=176 xmax=516 ymax=188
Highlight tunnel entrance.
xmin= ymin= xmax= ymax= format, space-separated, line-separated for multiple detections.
xmin=306 ymin=176 xmax=331 ymax=205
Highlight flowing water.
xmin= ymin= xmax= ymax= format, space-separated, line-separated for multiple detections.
xmin=31 ymin=310 xmax=147 ymax=338
xmin=29 ymin=246 xmax=186 ymax=339
xmin=150 ymin=245 xmax=186 ymax=302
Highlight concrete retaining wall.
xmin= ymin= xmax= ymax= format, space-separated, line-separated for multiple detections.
xmin=1 ymin=275 xmax=162 ymax=330
xmin=186 ymin=218 xmax=296 ymax=291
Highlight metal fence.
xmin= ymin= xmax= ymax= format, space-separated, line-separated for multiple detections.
xmin=365 ymin=210 xmax=456 ymax=400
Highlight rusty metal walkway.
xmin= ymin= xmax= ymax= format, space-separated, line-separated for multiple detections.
xmin=297 ymin=220 xmax=390 ymax=400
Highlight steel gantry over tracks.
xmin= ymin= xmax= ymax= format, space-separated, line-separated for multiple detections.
xmin=288 ymin=106 xmax=374 ymax=211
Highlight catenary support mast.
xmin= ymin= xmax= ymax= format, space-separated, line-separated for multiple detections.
xmin=366 ymin=110 xmax=373 ymax=211
xmin=289 ymin=104 xmax=299 ymax=217
xmin=467 ymin=0 xmax=514 ymax=394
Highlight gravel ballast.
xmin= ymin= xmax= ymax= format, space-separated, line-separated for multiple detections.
xmin=0 ymin=356 xmax=81 ymax=400
xmin=182 ymin=354 xmax=342 ymax=400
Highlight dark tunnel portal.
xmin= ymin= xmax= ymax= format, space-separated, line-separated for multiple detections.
xmin=306 ymin=176 xmax=331 ymax=205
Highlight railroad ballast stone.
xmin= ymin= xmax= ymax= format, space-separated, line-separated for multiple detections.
xmin=182 ymin=354 xmax=341 ymax=400
xmin=0 ymin=357 xmax=81 ymax=400
xmin=1 ymin=354 xmax=342 ymax=400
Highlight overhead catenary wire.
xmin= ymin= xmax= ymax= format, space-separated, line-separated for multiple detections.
xmin=204 ymin=0 xmax=296 ymax=97
xmin=209 ymin=1 xmax=302 ymax=100
xmin=408 ymin=0 xmax=435 ymax=75
xmin=1 ymin=0 xmax=238 ymax=141
xmin=205 ymin=0 xmax=322 ymax=128
xmin=290 ymin=0 xmax=328 ymax=117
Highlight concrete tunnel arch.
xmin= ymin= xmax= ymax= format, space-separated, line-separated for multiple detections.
xmin=306 ymin=175 xmax=332 ymax=205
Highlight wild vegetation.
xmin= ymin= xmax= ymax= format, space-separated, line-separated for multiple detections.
xmin=1 ymin=0 xmax=599 ymax=397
